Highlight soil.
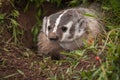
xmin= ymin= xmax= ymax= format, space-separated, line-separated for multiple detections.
xmin=0 ymin=42 xmax=47 ymax=80
xmin=0 ymin=42 xmax=100 ymax=80
xmin=0 ymin=1 xmax=100 ymax=80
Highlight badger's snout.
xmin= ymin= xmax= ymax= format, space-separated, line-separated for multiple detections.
xmin=48 ymin=32 xmax=59 ymax=41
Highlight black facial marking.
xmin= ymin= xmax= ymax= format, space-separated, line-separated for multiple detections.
xmin=79 ymin=29 xmax=81 ymax=32
xmin=48 ymin=26 xmax=51 ymax=31
xmin=61 ymin=26 xmax=67 ymax=32
xmin=49 ymin=11 xmax=63 ymax=25
xmin=58 ymin=10 xmax=73 ymax=28
xmin=69 ymin=25 xmax=75 ymax=39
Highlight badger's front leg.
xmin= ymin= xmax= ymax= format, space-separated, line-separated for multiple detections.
xmin=37 ymin=32 xmax=65 ymax=60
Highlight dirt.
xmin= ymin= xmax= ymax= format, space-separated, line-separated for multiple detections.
xmin=0 ymin=1 xmax=101 ymax=80
xmin=17 ymin=6 xmax=37 ymax=48
xmin=0 ymin=44 xmax=100 ymax=80
xmin=0 ymin=43 xmax=45 ymax=80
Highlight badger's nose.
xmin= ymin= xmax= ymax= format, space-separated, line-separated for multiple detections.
xmin=49 ymin=33 xmax=59 ymax=41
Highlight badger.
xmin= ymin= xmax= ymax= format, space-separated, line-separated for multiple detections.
xmin=38 ymin=5 xmax=103 ymax=59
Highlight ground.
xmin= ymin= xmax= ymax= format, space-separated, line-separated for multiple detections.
xmin=0 ymin=42 xmax=100 ymax=80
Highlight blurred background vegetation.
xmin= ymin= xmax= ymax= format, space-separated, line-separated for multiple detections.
xmin=0 ymin=0 xmax=120 ymax=80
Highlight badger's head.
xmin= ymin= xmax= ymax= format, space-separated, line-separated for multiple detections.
xmin=42 ymin=8 xmax=101 ymax=45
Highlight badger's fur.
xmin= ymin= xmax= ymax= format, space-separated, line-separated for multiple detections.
xmin=38 ymin=6 xmax=103 ymax=59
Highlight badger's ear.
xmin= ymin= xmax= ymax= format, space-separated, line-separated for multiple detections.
xmin=42 ymin=16 xmax=47 ymax=33
xmin=77 ymin=18 xmax=87 ymax=29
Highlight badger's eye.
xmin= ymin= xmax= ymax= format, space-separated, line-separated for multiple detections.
xmin=61 ymin=26 xmax=67 ymax=32
xmin=48 ymin=26 xmax=51 ymax=31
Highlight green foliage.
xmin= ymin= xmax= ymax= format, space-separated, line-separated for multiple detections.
xmin=49 ymin=0 xmax=62 ymax=7
xmin=9 ymin=10 xmax=23 ymax=44
xmin=0 ymin=13 xmax=5 ymax=24
xmin=69 ymin=0 xmax=87 ymax=7
xmin=0 ymin=8 xmax=23 ymax=44
xmin=31 ymin=20 xmax=42 ymax=43
xmin=26 ymin=0 xmax=62 ymax=8
xmin=101 ymin=0 xmax=120 ymax=25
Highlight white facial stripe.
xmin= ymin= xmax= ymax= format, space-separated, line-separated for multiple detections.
xmin=53 ymin=10 xmax=68 ymax=32
xmin=42 ymin=17 xmax=47 ymax=33
xmin=61 ymin=21 xmax=73 ymax=41
xmin=46 ymin=17 xmax=50 ymax=36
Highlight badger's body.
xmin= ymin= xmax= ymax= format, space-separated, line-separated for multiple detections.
xmin=38 ymin=6 xmax=103 ymax=59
